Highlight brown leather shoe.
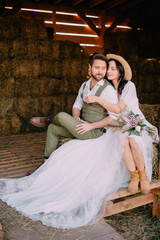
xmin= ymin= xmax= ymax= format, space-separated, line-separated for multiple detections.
xmin=30 ymin=117 xmax=51 ymax=127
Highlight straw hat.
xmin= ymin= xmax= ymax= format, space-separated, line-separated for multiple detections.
xmin=106 ymin=53 xmax=132 ymax=81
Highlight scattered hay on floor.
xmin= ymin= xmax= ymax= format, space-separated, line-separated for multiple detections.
xmin=105 ymin=204 xmax=160 ymax=240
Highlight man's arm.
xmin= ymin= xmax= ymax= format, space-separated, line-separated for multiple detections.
xmin=72 ymin=108 xmax=80 ymax=118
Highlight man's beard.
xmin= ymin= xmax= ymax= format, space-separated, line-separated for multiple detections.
xmin=91 ymin=72 xmax=104 ymax=81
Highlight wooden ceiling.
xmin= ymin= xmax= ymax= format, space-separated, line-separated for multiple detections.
xmin=0 ymin=0 xmax=158 ymax=54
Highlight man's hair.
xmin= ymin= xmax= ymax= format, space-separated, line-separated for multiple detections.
xmin=89 ymin=53 xmax=108 ymax=67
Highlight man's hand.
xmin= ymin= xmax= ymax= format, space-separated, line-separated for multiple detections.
xmin=76 ymin=122 xmax=93 ymax=134
xmin=85 ymin=95 xmax=98 ymax=104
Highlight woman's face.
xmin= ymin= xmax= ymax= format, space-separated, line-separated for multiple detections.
xmin=107 ymin=60 xmax=120 ymax=82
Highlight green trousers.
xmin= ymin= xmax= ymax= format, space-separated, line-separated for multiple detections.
xmin=44 ymin=112 xmax=103 ymax=158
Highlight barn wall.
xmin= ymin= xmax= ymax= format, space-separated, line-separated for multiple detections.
xmin=0 ymin=17 xmax=89 ymax=135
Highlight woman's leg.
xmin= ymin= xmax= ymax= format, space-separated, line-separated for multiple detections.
xmin=123 ymin=137 xmax=136 ymax=171
xmin=123 ymin=137 xmax=139 ymax=193
xmin=128 ymin=138 xmax=144 ymax=171
xmin=128 ymin=138 xmax=150 ymax=194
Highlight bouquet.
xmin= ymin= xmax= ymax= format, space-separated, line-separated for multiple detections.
xmin=118 ymin=111 xmax=156 ymax=137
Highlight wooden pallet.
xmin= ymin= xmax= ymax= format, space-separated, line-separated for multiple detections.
xmin=104 ymin=180 xmax=160 ymax=218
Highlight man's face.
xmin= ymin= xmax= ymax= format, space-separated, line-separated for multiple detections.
xmin=90 ymin=59 xmax=107 ymax=81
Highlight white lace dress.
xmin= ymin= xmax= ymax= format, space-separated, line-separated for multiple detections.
xmin=0 ymin=82 xmax=159 ymax=229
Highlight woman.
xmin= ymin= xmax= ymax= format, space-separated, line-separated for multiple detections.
xmin=0 ymin=54 xmax=158 ymax=230
xmin=85 ymin=53 xmax=159 ymax=194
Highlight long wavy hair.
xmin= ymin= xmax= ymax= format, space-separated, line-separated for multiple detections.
xmin=107 ymin=59 xmax=128 ymax=95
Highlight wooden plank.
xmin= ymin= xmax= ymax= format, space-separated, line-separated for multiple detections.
xmin=55 ymin=24 xmax=97 ymax=35
xmin=151 ymin=188 xmax=160 ymax=196
xmin=55 ymin=34 xmax=99 ymax=44
xmin=104 ymin=193 xmax=155 ymax=217
xmin=17 ymin=10 xmax=52 ymax=20
xmin=55 ymin=14 xmax=99 ymax=25
xmin=111 ymin=180 xmax=160 ymax=200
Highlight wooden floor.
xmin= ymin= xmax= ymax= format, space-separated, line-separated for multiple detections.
xmin=0 ymin=132 xmax=46 ymax=178
xmin=0 ymin=132 xmax=124 ymax=240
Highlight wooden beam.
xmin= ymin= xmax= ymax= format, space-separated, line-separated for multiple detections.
xmin=89 ymin=0 xmax=106 ymax=8
xmin=54 ymin=0 xmax=63 ymax=4
xmin=0 ymin=0 xmax=6 ymax=16
xmin=72 ymin=0 xmax=85 ymax=7
xmin=99 ymin=9 xmax=106 ymax=51
xmin=5 ymin=0 xmax=22 ymax=16
xmin=52 ymin=9 xmax=56 ymax=38
xmin=75 ymin=8 xmax=100 ymax=36
xmin=105 ymin=0 xmax=127 ymax=10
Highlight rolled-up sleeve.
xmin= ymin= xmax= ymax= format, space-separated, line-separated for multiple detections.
xmin=72 ymin=83 xmax=84 ymax=110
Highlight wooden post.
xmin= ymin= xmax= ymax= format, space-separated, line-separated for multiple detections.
xmin=52 ymin=8 xmax=56 ymax=40
xmin=0 ymin=223 xmax=4 ymax=240
xmin=158 ymin=124 xmax=160 ymax=179
xmin=99 ymin=9 xmax=106 ymax=52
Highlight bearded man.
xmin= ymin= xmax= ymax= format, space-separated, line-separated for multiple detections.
xmin=30 ymin=53 xmax=119 ymax=162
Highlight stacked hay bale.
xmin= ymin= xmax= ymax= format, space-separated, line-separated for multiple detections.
xmin=0 ymin=17 xmax=89 ymax=135
xmin=132 ymin=58 xmax=160 ymax=104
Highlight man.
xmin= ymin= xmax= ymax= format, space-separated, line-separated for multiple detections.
xmin=31 ymin=53 xmax=119 ymax=161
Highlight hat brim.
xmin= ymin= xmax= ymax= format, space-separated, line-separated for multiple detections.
xmin=106 ymin=54 xmax=132 ymax=81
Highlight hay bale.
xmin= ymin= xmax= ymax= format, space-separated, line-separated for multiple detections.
xmin=0 ymin=40 xmax=10 ymax=60
xmin=23 ymin=18 xmax=47 ymax=40
xmin=39 ymin=39 xmax=54 ymax=59
xmin=135 ymin=59 xmax=160 ymax=75
xmin=11 ymin=39 xmax=28 ymax=58
xmin=152 ymin=143 xmax=159 ymax=179
xmin=0 ymin=59 xmax=12 ymax=81
xmin=12 ymin=59 xmax=40 ymax=78
xmin=139 ymin=104 xmax=160 ymax=128
xmin=0 ymin=17 xmax=20 ymax=39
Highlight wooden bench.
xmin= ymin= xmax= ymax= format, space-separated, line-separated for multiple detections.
xmin=104 ymin=179 xmax=160 ymax=218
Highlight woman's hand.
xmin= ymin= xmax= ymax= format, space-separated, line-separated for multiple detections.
xmin=76 ymin=122 xmax=93 ymax=134
xmin=85 ymin=95 xmax=99 ymax=104
xmin=74 ymin=117 xmax=84 ymax=122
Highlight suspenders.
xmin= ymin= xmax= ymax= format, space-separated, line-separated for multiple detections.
xmin=81 ymin=80 xmax=110 ymax=100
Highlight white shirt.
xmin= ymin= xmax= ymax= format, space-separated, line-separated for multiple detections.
xmin=72 ymin=78 xmax=118 ymax=120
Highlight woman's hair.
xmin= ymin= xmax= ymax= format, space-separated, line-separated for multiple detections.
xmin=108 ymin=58 xmax=128 ymax=95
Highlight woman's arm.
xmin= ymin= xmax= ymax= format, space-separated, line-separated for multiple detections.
xmin=85 ymin=95 xmax=126 ymax=114
xmin=76 ymin=116 xmax=121 ymax=134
